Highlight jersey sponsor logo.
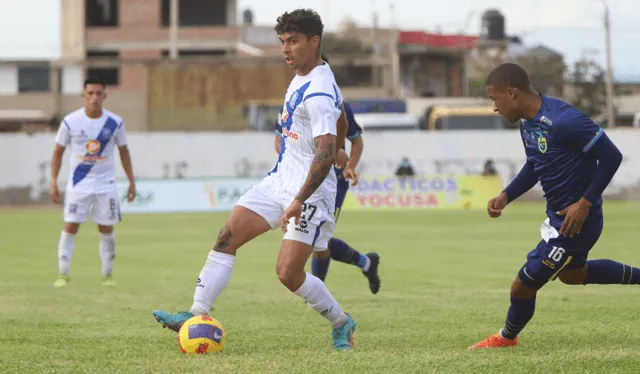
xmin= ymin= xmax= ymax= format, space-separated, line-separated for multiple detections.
xmin=282 ymin=127 xmax=299 ymax=140
xmin=85 ymin=140 xmax=101 ymax=154
xmin=540 ymin=116 xmax=553 ymax=126
xmin=79 ymin=139 xmax=107 ymax=163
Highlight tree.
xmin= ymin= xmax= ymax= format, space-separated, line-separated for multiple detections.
xmin=516 ymin=54 xmax=566 ymax=98
xmin=567 ymin=57 xmax=607 ymax=118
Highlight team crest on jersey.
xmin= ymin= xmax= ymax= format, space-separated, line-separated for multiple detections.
xmin=537 ymin=136 xmax=548 ymax=153
xmin=101 ymin=128 xmax=113 ymax=138
xmin=288 ymin=91 xmax=300 ymax=108
xmin=282 ymin=105 xmax=289 ymax=123
xmin=85 ymin=140 xmax=101 ymax=154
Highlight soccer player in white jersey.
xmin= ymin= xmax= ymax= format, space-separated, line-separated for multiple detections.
xmin=153 ymin=9 xmax=358 ymax=350
xmin=49 ymin=77 xmax=136 ymax=288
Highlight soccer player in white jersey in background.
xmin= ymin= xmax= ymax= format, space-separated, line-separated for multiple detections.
xmin=49 ymin=77 xmax=136 ymax=288
xmin=152 ymin=9 xmax=359 ymax=350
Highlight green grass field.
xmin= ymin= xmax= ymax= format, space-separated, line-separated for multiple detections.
xmin=1 ymin=202 xmax=640 ymax=373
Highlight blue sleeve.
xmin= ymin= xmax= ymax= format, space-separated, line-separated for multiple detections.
xmin=553 ymin=107 xmax=622 ymax=204
xmin=343 ymin=102 xmax=362 ymax=140
xmin=503 ymin=161 xmax=539 ymax=202
xmin=582 ymin=132 xmax=623 ymax=204
xmin=553 ymin=109 xmax=603 ymax=153
xmin=274 ymin=107 xmax=283 ymax=136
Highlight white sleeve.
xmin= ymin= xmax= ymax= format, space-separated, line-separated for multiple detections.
xmin=55 ymin=120 xmax=71 ymax=146
xmin=304 ymin=95 xmax=340 ymax=138
xmin=114 ymin=121 xmax=128 ymax=146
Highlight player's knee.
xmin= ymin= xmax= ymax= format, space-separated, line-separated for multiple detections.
xmin=511 ymin=276 xmax=539 ymax=299
xmin=313 ymin=250 xmax=330 ymax=260
xmin=558 ymin=269 xmax=586 ymax=285
xmin=275 ymin=263 xmax=304 ymax=291
xmin=64 ymin=222 xmax=80 ymax=235
xmin=98 ymin=225 xmax=113 ymax=234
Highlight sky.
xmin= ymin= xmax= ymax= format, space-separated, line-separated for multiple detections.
xmin=0 ymin=0 xmax=637 ymax=81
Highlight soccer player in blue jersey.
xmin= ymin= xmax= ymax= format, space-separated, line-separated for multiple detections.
xmin=274 ymin=54 xmax=381 ymax=294
xmin=469 ymin=62 xmax=640 ymax=349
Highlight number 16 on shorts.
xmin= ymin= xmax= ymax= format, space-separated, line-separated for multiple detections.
xmin=548 ymin=246 xmax=565 ymax=262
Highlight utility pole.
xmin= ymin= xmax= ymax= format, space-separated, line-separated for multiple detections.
xmin=169 ymin=0 xmax=179 ymax=59
xmin=601 ymin=0 xmax=615 ymax=128
xmin=371 ymin=0 xmax=380 ymax=88
xmin=389 ymin=3 xmax=400 ymax=98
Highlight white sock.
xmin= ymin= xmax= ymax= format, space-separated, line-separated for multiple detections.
xmin=99 ymin=232 xmax=116 ymax=277
xmin=190 ymin=251 xmax=235 ymax=316
xmin=58 ymin=231 xmax=76 ymax=275
xmin=294 ymin=272 xmax=348 ymax=328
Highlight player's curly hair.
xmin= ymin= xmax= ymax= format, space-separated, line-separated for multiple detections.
xmin=485 ymin=62 xmax=534 ymax=93
xmin=274 ymin=9 xmax=324 ymax=41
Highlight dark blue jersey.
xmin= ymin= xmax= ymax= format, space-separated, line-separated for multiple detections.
xmin=513 ymin=95 xmax=620 ymax=224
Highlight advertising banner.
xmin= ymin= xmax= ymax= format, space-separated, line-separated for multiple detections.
xmin=115 ymin=178 xmax=261 ymax=214
xmin=342 ymin=175 xmax=503 ymax=211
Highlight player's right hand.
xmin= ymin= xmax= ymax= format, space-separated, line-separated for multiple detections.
xmin=487 ymin=192 xmax=509 ymax=218
xmin=335 ymin=149 xmax=349 ymax=169
xmin=280 ymin=199 xmax=303 ymax=233
xmin=49 ymin=182 xmax=60 ymax=204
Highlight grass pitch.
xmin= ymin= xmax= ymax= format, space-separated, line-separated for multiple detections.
xmin=1 ymin=202 xmax=640 ymax=373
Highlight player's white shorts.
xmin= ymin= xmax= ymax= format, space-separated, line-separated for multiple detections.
xmin=64 ymin=188 xmax=121 ymax=226
xmin=235 ymin=181 xmax=335 ymax=251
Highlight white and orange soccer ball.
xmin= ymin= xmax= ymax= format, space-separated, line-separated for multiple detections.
xmin=177 ymin=315 xmax=226 ymax=354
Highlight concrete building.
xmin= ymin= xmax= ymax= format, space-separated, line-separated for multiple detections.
xmin=0 ymin=0 xmax=284 ymax=131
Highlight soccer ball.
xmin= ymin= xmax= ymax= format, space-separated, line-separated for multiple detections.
xmin=177 ymin=315 xmax=226 ymax=354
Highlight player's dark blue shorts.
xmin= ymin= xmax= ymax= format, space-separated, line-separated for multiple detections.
xmin=518 ymin=213 xmax=604 ymax=289
xmin=334 ymin=175 xmax=349 ymax=223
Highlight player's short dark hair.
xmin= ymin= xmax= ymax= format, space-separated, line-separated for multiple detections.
xmin=83 ymin=77 xmax=106 ymax=89
xmin=274 ymin=9 xmax=324 ymax=40
xmin=485 ymin=62 xmax=534 ymax=92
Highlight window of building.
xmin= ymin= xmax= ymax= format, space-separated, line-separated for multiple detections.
xmin=160 ymin=49 xmax=226 ymax=57
xmin=85 ymin=0 xmax=119 ymax=27
xmin=160 ymin=0 xmax=227 ymax=27
xmin=18 ymin=67 xmax=51 ymax=93
xmin=86 ymin=51 xmax=120 ymax=86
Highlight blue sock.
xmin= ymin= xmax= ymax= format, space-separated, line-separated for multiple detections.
xmin=329 ymin=238 xmax=370 ymax=271
xmin=584 ymin=259 xmax=640 ymax=285
xmin=311 ymin=256 xmax=331 ymax=282
xmin=501 ymin=296 xmax=536 ymax=340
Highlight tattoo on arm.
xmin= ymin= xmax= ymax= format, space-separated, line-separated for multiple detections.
xmin=295 ymin=135 xmax=336 ymax=202
xmin=213 ymin=224 xmax=232 ymax=253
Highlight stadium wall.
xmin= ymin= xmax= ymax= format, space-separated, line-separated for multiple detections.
xmin=1 ymin=130 xmax=639 ymax=207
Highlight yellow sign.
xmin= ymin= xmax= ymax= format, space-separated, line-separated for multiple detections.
xmin=342 ymin=175 xmax=503 ymax=211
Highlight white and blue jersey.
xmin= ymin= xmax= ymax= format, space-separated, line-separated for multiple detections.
xmin=55 ymin=108 xmax=127 ymax=194
xmin=265 ymin=62 xmax=343 ymax=205
xmin=275 ymin=100 xmax=362 ymax=213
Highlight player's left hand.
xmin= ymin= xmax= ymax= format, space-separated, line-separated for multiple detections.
xmin=342 ymin=166 xmax=359 ymax=186
xmin=127 ymin=183 xmax=137 ymax=203
xmin=335 ymin=149 xmax=349 ymax=169
xmin=557 ymin=198 xmax=592 ymax=237
xmin=280 ymin=199 xmax=303 ymax=232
